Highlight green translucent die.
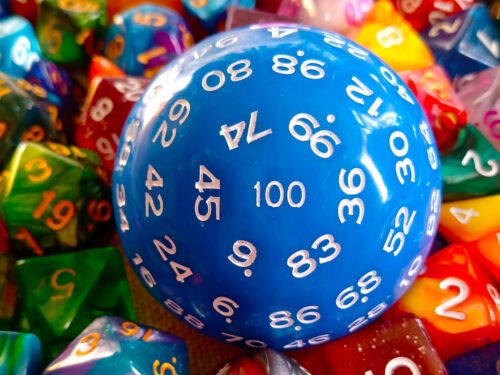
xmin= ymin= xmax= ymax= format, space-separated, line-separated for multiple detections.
xmin=37 ymin=0 xmax=107 ymax=64
xmin=442 ymin=124 xmax=500 ymax=202
xmin=0 ymin=73 xmax=61 ymax=169
xmin=0 ymin=142 xmax=112 ymax=258
xmin=15 ymin=247 xmax=135 ymax=363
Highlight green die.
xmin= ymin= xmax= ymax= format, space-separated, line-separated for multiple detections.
xmin=442 ymin=124 xmax=500 ymax=202
xmin=0 ymin=331 xmax=42 ymax=375
xmin=15 ymin=247 xmax=135 ymax=363
xmin=37 ymin=0 xmax=107 ymax=64
xmin=0 ymin=73 xmax=62 ymax=169
xmin=0 ymin=142 xmax=113 ymax=258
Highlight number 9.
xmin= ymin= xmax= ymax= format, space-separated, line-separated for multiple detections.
xmin=120 ymin=321 xmax=140 ymax=337
xmin=48 ymin=200 xmax=76 ymax=231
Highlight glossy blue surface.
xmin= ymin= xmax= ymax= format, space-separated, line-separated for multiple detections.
xmin=0 ymin=331 xmax=41 ymax=375
xmin=112 ymin=24 xmax=442 ymax=350
xmin=0 ymin=16 xmax=41 ymax=78
xmin=182 ymin=0 xmax=255 ymax=31
xmin=422 ymin=4 xmax=500 ymax=78
xmin=104 ymin=4 xmax=193 ymax=76
xmin=43 ymin=316 xmax=188 ymax=374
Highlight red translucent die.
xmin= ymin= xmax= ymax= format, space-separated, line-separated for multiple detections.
xmin=392 ymin=0 xmax=477 ymax=31
xmin=255 ymin=0 xmax=281 ymax=13
xmin=400 ymin=65 xmax=467 ymax=152
xmin=0 ymin=219 xmax=7 ymax=254
xmin=107 ymin=0 xmax=184 ymax=19
xmin=289 ymin=315 xmax=446 ymax=374
xmin=389 ymin=244 xmax=500 ymax=361
xmin=75 ymin=77 xmax=149 ymax=179
xmin=9 ymin=0 xmax=37 ymax=24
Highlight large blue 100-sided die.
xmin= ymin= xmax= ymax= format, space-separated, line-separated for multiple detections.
xmin=113 ymin=24 xmax=442 ymax=350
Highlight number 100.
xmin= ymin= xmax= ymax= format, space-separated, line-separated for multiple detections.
xmin=254 ymin=181 xmax=306 ymax=208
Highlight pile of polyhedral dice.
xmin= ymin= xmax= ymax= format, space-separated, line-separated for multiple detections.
xmin=0 ymin=0 xmax=498 ymax=372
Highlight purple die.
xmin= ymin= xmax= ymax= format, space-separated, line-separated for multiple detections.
xmin=445 ymin=341 xmax=500 ymax=375
xmin=26 ymin=60 xmax=75 ymax=110
xmin=43 ymin=316 xmax=188 ymax=374
xmin=454 ymin=67 xmax=500 ymax=151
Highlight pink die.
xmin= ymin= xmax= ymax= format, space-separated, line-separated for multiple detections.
xmin=277 ymin=0 xmax=373 ymax=36
xmin=455 ymin=67 xmax=500 ymax=151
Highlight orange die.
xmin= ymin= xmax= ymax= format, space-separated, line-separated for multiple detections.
xmin=470 ymin=232 xmax=500 ymax=283
xmin=439 ymin=195 xmax=500 ymax=243
xmin=355 ymin=0 xmax=435 ymax=72
xmin=389 ymin=244 xmax=500 ymax=361
xmin=88 ymin=56 xmax=125 ymax=83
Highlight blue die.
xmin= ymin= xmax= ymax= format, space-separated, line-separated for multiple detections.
xmin=26 ymin=60 xmax=74 ymax=109
xmin=182 ymin=0 xmax=256 ymax=31
xmin=0 ymin=0 xmax=9 ymax=19
xmin=422 ymin=4 xmax=500 ymax=78
xmin=112 ymin=24 xmax=442 ymax=350
xmin=104 ymin=4 xmax=193 ymax=77
xmin=0 ymin=16 xmax=41 ymax=78
xmin=0 ymin=331 xmax=42 ymax=375
xmin=43 ymin=316 xmax=188 ymax=375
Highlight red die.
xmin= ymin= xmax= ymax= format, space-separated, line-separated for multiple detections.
xmin=392 ymin=0 xmax=476 ymax=31
xmin=9 ymin=0 xmax=37 ymax=24
xmin=388 ymin=244 xmax=500 ymax=361
xmin=400 ymin=64 xmax=467 ymax=152
xmin=289 ymin=315 xmax=446 ymax=374
xmin=75 ymin=77 xmax=149 ymax=179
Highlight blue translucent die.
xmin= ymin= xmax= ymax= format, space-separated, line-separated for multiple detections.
xmin=445 ymin=341 xmax=500 ymax=375
xmin=0 ymin=16 xmax=41 ymax=78
xmin=182 ymin=0 xmax=255 ymax=31
xmin=43 ymin=316 xmax=188 ymax=375
xmin=422 ymin=4 xmax=500 ymax=78
xmin=0 ymin=331 xmax=41 ymax=375
xmin=0 ymin=0 xmax=9 ymax=19
xmin=104 ymin=4 xmax=193 ymax=77
xmin=112 ymin=24 xmax=442 ymax=350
